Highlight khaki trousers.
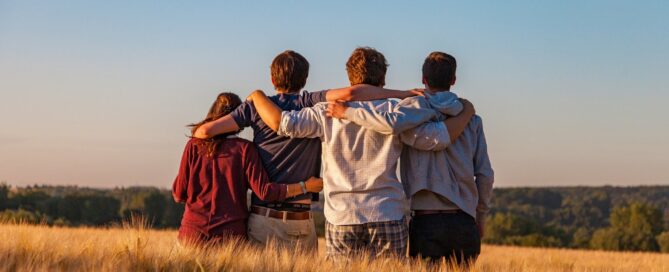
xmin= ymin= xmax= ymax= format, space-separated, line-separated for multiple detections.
xmin=247 ymin=213 xmax=318 ymax=252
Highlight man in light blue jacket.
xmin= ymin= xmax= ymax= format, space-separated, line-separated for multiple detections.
xmin=328 ymin=52 xmax=494 ymax=265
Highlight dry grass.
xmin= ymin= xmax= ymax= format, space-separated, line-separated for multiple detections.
xmin=0 ymin=222 xmax=667 ymax=272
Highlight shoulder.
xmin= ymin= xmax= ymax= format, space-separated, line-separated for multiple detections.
xmin=186 ymin=137 xmax=201 ymax=146
xmin=225 ymin=137 xmax=253 ymax=148
xmin=183 ymin=138 xmax=202 ymax=154
xmin=398 ymin=96 xmax=429 ymax=108
xmin=469 ymin=114 xmax=484 ymax=130
xmin=299 ymin=89 xmax=328 ymax=106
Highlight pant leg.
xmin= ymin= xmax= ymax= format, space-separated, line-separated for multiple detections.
xmin=409 ymin=212 xmax=481 ymax=265
xmin=247 ymin=213 xmax=318 ymax=253
xmin=365 ymin=217 xmax=409 ymax=258
xmin=325 ymin=221 xmax=366 ymax=259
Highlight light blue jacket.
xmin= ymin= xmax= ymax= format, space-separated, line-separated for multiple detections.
xmin=344 ymin=91 xmax=494 ymax=223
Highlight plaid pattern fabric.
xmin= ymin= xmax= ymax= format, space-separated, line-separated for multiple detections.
xmin=325 ymin=217 xmax=408 ymax=259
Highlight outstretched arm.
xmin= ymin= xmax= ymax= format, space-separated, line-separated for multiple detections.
xmin=247 ymin=90 xmax=283 ymax=131
xmin=399 ymin=103 xmax=475 ymax=151
xmin=325 ymin=84 xmax=419 ymax=102
xmin=325 ymin=98 xmax=438 ymax=135
xmin=327 ymin=98 xmax=475 ymax=150
xmin=248 ymin=90 xmax=324 ymax=139
xmin=193 ymin=115 xmax=240 ymax=139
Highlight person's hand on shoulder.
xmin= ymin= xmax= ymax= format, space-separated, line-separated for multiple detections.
xmin=326 ymin=101 xmax=349 ymax=119
xmin=408 ymin=88 xmax=426 ymax=97
xmin=459 ymin=98 xmax=476 ymax=116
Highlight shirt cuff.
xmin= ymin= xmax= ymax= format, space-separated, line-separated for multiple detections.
xmin=277 ymin=111 xmax=291 ymax=137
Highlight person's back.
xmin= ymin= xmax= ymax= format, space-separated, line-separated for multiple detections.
xmin=294 ymin=100 xmax=409 ymax=225
xmin=231 ymin=92 xmax=324 ymax=206
xmin=173 ymin=92 xmax=324 ymax=247
xmin=174 ymin=137 xmax=272 ymax=240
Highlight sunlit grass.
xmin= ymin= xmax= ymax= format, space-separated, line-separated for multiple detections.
xmin=0 ymin=222 xmax=667 ymax=271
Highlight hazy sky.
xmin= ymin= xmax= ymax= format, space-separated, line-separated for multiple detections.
xmin=1 ymin=1 xmax=668 ymax=188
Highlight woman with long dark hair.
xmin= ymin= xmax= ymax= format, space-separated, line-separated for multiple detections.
xmin=172 ymin=92 xmax=323 ymax=246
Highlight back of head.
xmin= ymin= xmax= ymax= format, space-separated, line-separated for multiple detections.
xmin=422 ymin=51 xmax=457 ymax=90
xmin=271 ymin=50 xmax=310 ymax=93
xmin=346 ymin=47 xmax=388 ymax=87
xmin=190 ymin=92 xmax=243 ymax=156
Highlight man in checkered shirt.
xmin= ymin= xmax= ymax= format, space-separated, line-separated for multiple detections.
xmin=247 ymin=47 xmax=475 ymax=259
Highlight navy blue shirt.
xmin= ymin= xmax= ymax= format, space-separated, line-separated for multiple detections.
xmin=230 ymin=90 xmax=327 ymax=205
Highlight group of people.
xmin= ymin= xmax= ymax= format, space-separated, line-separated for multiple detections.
xmin=172 ymin=47 xmax=494 ymax=265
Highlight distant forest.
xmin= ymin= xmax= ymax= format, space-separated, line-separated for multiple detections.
xmin=1 ymin=184 xmax=668 ymax=253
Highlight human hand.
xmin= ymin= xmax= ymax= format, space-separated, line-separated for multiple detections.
xmin=477 ymin=221 xmax=485 ymax=238
xmin=304 ymin=177 xmax=324 ymax=193
xmin=459 ymin=98 xmax=476 ymax=116
xmin=407 ymin=88 xmax=426 ymax=98
xmin=325 ymin=101 xmax=349 ymax=119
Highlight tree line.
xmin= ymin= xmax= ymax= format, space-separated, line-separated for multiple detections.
xmin=483 ymin=186 xmax=669 ymax=252
xmin=1 ymin=184 xmax=668 ymax=253
xmin=0 ymin=184 xmax=184 ymax=228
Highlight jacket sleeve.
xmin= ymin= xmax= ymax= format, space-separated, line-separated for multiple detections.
xmin=343 ymin=98 xmax=438 ymax=135
xmin=473 ymin=117 xmax=494 ymax=224
xmin=243 ymin=143 xmax=287 ymax=202
xmin=277 ymin=105 xmax=325 ymax=139
xmin=399 ymin=121 xmax=451 ymax=151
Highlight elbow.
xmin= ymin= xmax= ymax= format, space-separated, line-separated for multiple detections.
xmin=194 ymin=125 xmax=212 ymax=139
xmin=265 ymin=120 xmax=279 ymax=132
xmin=255 ymin=190 xmax=279 ymax=202
xmin=172 ymin=193 xmax=184 ymax=203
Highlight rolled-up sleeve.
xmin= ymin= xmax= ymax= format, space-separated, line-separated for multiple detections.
xmin=473 ymin=118 xmax=494 ymax=224
xmin=277 ymin=105 xmax=324 ymax=139
xmin=343 ymin=98 xmax=438 ymax=135
xmin=399 ymin=121 xmax=451 ymax=151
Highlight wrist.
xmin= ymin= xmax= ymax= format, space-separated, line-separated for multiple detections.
xmin=299 ymin=181 xmax=307 ymax=194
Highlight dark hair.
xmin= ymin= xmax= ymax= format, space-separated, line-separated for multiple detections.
xmin=345 ymin=47 xmax=388 ymax=86
xmin=422 ymin=51 xmax=457 ymax=90
xmin=270 ymin=50 xmax=309 ymax=93
xmin=189 ymin=92 xmax=243 ymax=157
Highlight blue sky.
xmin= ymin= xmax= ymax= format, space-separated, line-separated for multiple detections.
xmin=0 ymin=1 xmax=668 ymax=188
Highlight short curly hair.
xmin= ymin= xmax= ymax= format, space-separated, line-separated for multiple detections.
xmin=345 ymin=47 xmax=388 ymax=86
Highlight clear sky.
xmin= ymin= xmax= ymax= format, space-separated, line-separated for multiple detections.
xmin=1 ymin=1 xmax=668 ymax=188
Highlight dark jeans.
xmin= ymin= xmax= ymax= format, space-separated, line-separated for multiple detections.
xmin=409 ymin=211 xmax=481 ymax=265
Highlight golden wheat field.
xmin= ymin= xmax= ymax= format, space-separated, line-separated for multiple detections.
xmin=1 ymin=222 xmax=668 ymax=272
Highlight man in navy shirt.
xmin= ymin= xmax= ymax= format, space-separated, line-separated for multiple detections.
xmin=194 ymin=50 xmax=417 ymax=251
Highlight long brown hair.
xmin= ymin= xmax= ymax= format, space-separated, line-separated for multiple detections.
xmin=189 ymin=92 xmax=243 ymax=157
